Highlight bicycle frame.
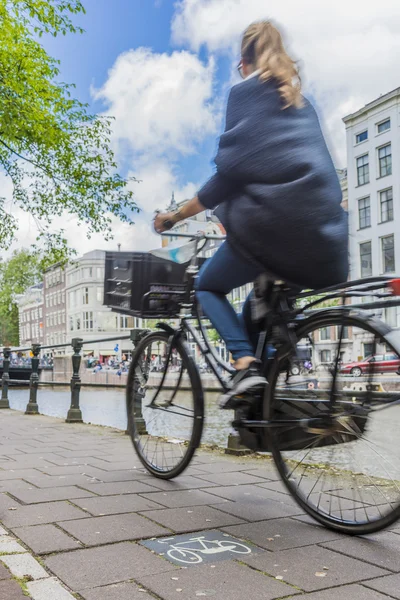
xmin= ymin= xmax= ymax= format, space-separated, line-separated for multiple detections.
xmin=158 ymin=232 xmax=400 ymax=431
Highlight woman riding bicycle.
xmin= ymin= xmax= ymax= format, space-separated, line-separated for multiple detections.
xmin=154 ymin=20 xmax=348 ymax=409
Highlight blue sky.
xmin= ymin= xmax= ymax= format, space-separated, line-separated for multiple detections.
xmin=42 ymin=0 xmax=232 ymax=207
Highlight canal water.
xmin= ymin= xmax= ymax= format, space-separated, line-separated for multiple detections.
xmin=8 ymin=386 xmax=233 ymax=447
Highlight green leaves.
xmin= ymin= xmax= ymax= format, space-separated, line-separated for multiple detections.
xmin=0 ymin=0 xmax=139 ymax=258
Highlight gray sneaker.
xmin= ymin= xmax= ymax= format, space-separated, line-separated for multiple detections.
xmin=219 ymin=362 xmax=267 ymax=410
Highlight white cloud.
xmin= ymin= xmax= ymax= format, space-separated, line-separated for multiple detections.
xmin=93 ymin=47 xmax=218 ymax=156
xmin=172 ymin=0 xmax=400 ymax=163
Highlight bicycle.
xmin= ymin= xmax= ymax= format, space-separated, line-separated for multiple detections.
xmin=120 ymin=233 xmax=400 ymax=536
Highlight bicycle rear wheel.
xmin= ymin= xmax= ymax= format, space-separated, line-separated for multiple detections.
xmin=266 ymin=311 xmax=400 ymax=535
xmin=126 ymin=330 xmax=204 ymax=478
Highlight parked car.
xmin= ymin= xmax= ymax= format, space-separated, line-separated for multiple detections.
xmin=340 ymin=353 xmax=400 ymax=377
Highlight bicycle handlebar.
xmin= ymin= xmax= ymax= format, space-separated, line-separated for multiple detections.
xmin=161 ymin=231 xmax=226 ymax=241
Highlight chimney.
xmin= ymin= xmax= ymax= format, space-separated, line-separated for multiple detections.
xmin=117 ymin=244 xmax=121 ymax=252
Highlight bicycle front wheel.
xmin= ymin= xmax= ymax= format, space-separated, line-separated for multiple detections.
xmin=266 ymin=311 xmax=400 ymax=535
xmin=126 ymin=330 xmax=204 ymax=479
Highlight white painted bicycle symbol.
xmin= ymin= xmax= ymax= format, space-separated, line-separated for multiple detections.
xmin=159 ymin=536 xmax=252 ymax=565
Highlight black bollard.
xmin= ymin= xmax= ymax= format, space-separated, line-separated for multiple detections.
xmin=0 ymin=347 xmax=11 ymax=409
xmin=127 ymin=329 xmax=149 ymax=435
xmin=25 ymin=344 xmax=41 ymax=414
xmin=66 ymin=338 xmax=83 ymax=423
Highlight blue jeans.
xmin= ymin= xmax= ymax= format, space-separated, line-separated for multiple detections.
xmin=195 ymin=242 xmax=263 ymax=361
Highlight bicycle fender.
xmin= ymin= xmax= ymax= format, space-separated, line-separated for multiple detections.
xmin=296 ymin=305 xmax=390 ymax=338
xmin=299 ymin=308 xmax=400 ymax=351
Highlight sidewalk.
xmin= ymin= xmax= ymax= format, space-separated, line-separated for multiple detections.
xmin=0 ymin=409 xmax=399 ymax=599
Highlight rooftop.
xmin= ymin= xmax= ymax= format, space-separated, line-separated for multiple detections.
xmin=343 ymin=86 xmax=400 ymax=123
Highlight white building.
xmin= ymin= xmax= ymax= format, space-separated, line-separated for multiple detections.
xmin=17 ymin=284 xmax=44 ymax=347
xmin=65 ymin=250 xmax=139 ymax=361
xmin=343 ymin=87 xmax=400 ymax=358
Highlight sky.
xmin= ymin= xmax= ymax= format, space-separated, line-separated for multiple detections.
xmin=8 ymin=0 xmax=400 ymax=256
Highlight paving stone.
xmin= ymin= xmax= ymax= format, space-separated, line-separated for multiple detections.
xmin=195 ymin=471 xmax=267 ymax=486
xmin=0 ymin=563 xmax=11 ymax=580
xmin=0 ymin=578 xmax=28 ymax=599
xmin=222 ymin=517 xmax=342 ymax=551
xmin=2 ymin=501 xmax=88 ymax=528
xmin=45 ymin=542 xmax=177 ymax=590
xmin=138 ymin=560 xmax=297 ymax=600
xmin=203 ymin=484 xmax=298 ymax=507
xmin=37 ymin=465 xmax=100 ymax=476
xmin=81 ymin=582 xmax=151 ymax=600
xmin=24 ymin=474 xmax=103 ymax=489
xmin=76 ymin=469 xmax=153 ymax=483
xmin=189 ymin=460 xmax=252 ymax=474
xmin=59 ymin=513 xmax=169 ymax=545
xmin=72 ymin=493 xmax=163 ymax=515
xmin=8 ymin=485 xmax=94 ymax=504
xmin=322 ymin=533 xmax=400 ymax=573
xmin=0 ymin=468 xmax=44 ymax=481
xmin=86 ymin=459 xmax=143 ymax=472
xmin=0 ymin=535 xmax=27 ymax=554
xmin=140 ymin=489 xmax=229 ymax=509
xmin=0 ymin=479 xmax=41 ymax=494
xmin=141 ymin=505 xmax=245 ymax=532
xmin=213 ymin=498 xmax=303 ymax=521
xmin=1 ymin=553 xmax=48 ymax=580
xmin=364 ymin=574 xmax=400 ymax=599
xmin=78 ymin=481 xmax=157 ymax=495
xmin=0 ymin=493 xmax=22 ymax=511
xmin=298 ymin=585 xmax=390 ymax=599
xmin=27 ymin=577 xmax=75 ymax=600
xmin=140 ymin=475 xmax=221 ymax=491
xmin=242 ymin=468 xmax=279 ymax=480
xmin=13 ymin=524 xmax=82 ymax=554
xmin=242 ymin=545 xmax=389 ymax=591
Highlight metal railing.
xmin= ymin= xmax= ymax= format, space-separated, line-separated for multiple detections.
xmin=0 ymin=330 xmax=146 ymax=422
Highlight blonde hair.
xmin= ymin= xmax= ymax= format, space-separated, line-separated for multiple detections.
xmin=241 ymin=21 xmax=303 ymax=109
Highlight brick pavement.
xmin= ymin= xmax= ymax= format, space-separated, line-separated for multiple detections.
xmin=0 ymin=409 xmax=399 ymax=599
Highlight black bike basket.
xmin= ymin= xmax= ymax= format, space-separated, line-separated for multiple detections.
xmin=104 ymin=251 xmax=193 ymax=318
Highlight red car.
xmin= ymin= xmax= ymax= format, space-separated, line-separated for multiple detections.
xmin=340 ymin=353 xmax=400 ymax=377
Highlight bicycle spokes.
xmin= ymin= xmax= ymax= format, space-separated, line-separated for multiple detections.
xmin=269 ymin=315 xmax=400 ymax=533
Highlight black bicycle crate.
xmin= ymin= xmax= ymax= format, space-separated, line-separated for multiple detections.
xmin=104 ymin=251 xmax=193 ymax=318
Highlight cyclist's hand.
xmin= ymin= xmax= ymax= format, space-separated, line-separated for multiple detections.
xmin=154 ymin=211 xmax=176 ymax=234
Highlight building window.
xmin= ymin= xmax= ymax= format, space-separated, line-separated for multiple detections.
xmin=378 ymin=144 xmax=392 ymax=178
xmin=357 ymin=154 xmax=369 ymax=186
xmin=320 ymin=327 xmax=330 ymax=341
xmin=356 ymin=130 xmax=368 ymax=144
xmin=69 ymin=316 xmax=74 ymax=331
xmin=96 ymin=267 xmax=102 ymax=279
xmin=83 ymin=287 xmax=89 ymax=305
xmin=57 ymin=291 xmax=61 ymax=304
xmin=379 ymin=188 xmax=393 ymax=223
xmin=83 ymin=267 xmax=93 ymax=279
xmin=382 ymin=235 xmax=395 ymax=273
xmin=360 ymin=241 xmax=372 ymax=277
xmin=377 ymin=119 xmax=390 ymax=134
xmin=62 ymin=312 xmax=65 ymax=323
xmin=358 ymin=197 xmax=370 ymax=229
xmin=96 ymin=287 xmax=103 ymax=303
xmin=320 ymin=350 xmax=331 ymax=363
xmin=120 ymin=315 xmax=134 ymax=329
xmin=76 ymin=315 xmax=81 ymax=330
xmin=83 ymin=311 xmax=93 ymax=330
xmin=39 ymin=307 xmax=42 ymax=318
xmin=337 ymin=325 xmax=349 ymax=339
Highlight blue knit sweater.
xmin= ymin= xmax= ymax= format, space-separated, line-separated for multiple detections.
xmin=197 ymin=76 xmax=348 ymax=289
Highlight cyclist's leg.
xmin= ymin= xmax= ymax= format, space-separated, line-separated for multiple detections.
xmin=195 ymin=241 xmax=262 ymax=363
